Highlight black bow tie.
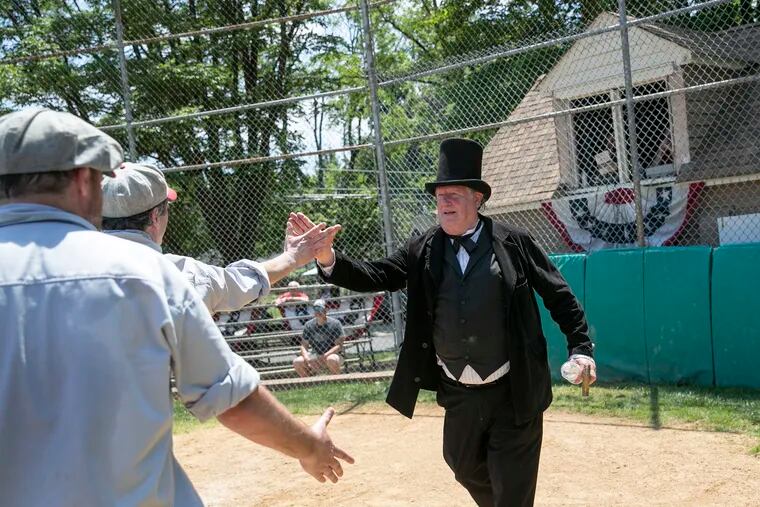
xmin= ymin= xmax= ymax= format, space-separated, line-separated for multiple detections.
xmin=450 ymin=231 xmax=478 ymax=254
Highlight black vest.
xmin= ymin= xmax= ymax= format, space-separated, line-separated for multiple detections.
xmin=432 ymin=227 xmax=509 ymax=380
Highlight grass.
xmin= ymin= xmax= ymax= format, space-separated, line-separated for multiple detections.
xmin=173 ymin=398 xmax=218 ymax=434
xmin=172 ymin=381 xmax=760 ymax=452
xmin=552 ymin=383 xmax=760 ymax=439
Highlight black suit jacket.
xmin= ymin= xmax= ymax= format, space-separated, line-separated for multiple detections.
xmin=319 ymin=215 xmax=593 ymax=424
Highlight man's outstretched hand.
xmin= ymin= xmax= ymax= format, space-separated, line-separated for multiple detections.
xmin=288 ymin=212 xmax=339 ymax=267
xmin=299 ymin=408 xmax=355 ymax=483
xmin=284 ymin=217 xmax=341 ymax=268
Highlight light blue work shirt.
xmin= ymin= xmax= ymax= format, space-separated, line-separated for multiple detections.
xmin=0 ymin=204 xmax=260 ymax=506
xmin=104 ymin=229 xmax=270 ymax=314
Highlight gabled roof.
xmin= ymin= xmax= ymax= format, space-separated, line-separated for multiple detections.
xmin=482 ymin=78 xmax=560 ymax=213
xmin=537 ymin=12 xmax=693 ymax=99
xmin=483 ymin=13 xmax=760 ymax=210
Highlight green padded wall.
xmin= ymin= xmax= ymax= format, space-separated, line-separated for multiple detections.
xmin=585 ymin=249 xmax=647 ymax=381
xmin=537 ymin=254 xmax=586 ymax=380
xmin=644 ymin=247 xmax=713 ymax=386
xmin=712 ymin=244 xmax=760 ymax=388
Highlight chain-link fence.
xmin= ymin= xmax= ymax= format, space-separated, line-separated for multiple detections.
xmin=3 ymin=0 xmax=759 ymax=384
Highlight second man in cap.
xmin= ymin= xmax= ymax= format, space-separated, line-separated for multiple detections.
xmin=101 ymin=162 xmax=339 ymax=314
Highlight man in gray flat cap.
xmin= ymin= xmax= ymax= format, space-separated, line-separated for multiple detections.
xmin=101 ymin=162 xmax=339 ymax=314
xmin=0 ymin=108 xmax=353 ymax=507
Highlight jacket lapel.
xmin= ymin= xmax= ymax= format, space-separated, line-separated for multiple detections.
xmin=423 ymin=227 xmax=445 ymax=312
xmin=486 ymin=217 xmax=519 ymax=315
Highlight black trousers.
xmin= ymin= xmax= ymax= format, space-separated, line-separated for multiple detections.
xmin=436 ymin=375 xmax=543 ymax=507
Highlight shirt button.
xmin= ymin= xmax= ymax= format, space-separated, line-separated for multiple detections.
xmin=421 ymin=342 xmax=429 ymax=349
xmin=414 ymin=377 xmax=421 ymax=383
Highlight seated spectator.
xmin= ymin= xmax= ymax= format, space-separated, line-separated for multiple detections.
xmin=293 ymin=299 xmax=344 ymax=377
xmin=276 ymin=280 xmax=309 ymax=305
xmin=277 ymin=280 xmax=311 ymax=330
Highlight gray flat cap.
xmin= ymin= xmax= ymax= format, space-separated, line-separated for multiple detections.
xmin=0 ymin=107 xmax=123 ymax=176
xmin=102 ymin=162 xmax=177 ymax=218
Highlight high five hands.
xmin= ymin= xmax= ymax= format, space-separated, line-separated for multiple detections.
xmin=287 ymin=212 xmax=340 ymax=267
xmin=284 ymin=214 xmax=341 ymax=267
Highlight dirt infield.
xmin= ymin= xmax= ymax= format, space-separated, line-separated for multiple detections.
xmin=175 ymin=405 xmax=760 ymax=506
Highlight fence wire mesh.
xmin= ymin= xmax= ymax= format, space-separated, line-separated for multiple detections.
xmin=3 ymin=0 xmax=759 ymax=383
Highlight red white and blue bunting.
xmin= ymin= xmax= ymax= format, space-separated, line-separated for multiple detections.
xmin=542 ymin=182 xmax=704 ymax=251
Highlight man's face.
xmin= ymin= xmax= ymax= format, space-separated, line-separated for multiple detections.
xmin=435 ymin=185 xmax=482 ymax=236
xmin=315 ymin=310 xmax=327 ymax=323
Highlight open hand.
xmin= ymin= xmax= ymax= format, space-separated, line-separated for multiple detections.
xmin=288 ymin=212 xmax=340 ymax=266
xmin=284 ymin=219 xmax=341 ymax=267
xmin=298 ymin=408 xmax=355 ymax=483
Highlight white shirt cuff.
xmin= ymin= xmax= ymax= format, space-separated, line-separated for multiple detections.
xmin=186 ymin=358 xmax=260 ymax=423
xmin=317 ymin=251 xmax=336 ymax=276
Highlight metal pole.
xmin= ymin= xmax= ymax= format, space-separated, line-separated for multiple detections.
xmin=113 ymin=0 xmax=137 ymax=160
xmin=618 ymin=0 xmax=646 ymax=247
xmin=359 ymin=0 xmax=404 ymax=347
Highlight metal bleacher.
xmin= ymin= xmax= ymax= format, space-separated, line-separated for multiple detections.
xmin=215 ymin=283 xmax=385 ymax=380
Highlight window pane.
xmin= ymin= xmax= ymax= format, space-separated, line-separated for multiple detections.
xmin=623 ymin=81 xmax=674 ymax=178
xmin=571 ymin=93 xmax=618 ymax=187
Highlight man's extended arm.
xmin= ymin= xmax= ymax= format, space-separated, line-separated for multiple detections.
xmin=520 ymin=233 xmax=592 ymax=356
xmin=166 ymin=263 xmax=353 ymax=483
xmin=519 ymin=232 xmax=597 ymax=383
xmin=171 ymin=223 xmax=339 ymax=314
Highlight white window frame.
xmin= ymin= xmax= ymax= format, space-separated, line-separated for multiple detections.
xmin=559 ymin=73 xmax=690 ymax=195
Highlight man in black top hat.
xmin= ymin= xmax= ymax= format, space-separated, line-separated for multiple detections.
xmin=288 ymin=138 xmax=596 ymax=506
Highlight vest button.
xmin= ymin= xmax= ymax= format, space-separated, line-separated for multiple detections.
xmin=464 ymin=355 xmax=470 ymax=360
xmin=414 ymin=376 xmax=421 ymax=383
xmin=460 ymin=318 xmax=466 ymax=324
xmin=460 ymin=299 xmax=466 ymax=305
xmin=421 ymin=342 xmax=429 ymax=349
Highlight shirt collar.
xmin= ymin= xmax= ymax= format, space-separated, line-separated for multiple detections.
xmin=0 ymin=203 xmax=97 ymax=231
xmin=466 ymin=220 xmax=483 ymax=243
xmin=448 ymin=219 xmax=483 ymax=244
xmin=104 ymin=229 xmax=162 ymax=253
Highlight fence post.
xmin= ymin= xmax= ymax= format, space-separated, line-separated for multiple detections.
xmin=359 ymin=0 xmax=404 ymax=348
xmin=113 ymin=0 xmax=137 ymax=160
xmin=618 ymin=0 xmax=646 ymax=247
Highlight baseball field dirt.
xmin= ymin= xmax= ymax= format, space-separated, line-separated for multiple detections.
xmin=174 ymin=404 xmax=760 ymax=506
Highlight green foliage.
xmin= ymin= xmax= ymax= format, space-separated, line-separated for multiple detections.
xmin=3 ymin=0 xmax=758 ymax=262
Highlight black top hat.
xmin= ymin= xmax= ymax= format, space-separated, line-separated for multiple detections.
xmin=424 ymin=138 xmax=491 ymax=202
